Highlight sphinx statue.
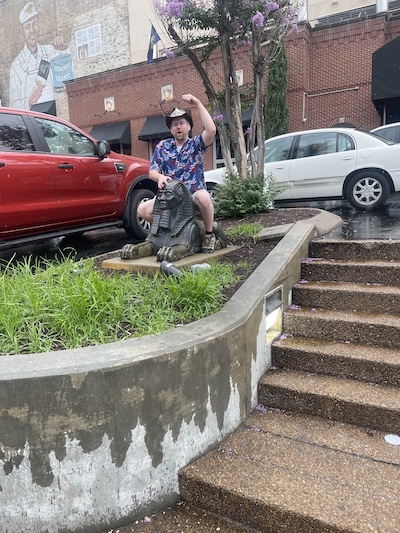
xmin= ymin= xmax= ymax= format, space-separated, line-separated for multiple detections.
xmin=121 ymin=180 xmax=227 ymax=262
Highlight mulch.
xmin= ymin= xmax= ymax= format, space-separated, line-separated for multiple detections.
xmin=214 ymin=208 xmax=318 ymax=300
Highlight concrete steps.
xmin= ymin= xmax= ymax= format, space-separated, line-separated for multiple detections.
xmin=180 ymin=409 xmax=400 ymax=533
xmin=273 ymin=335 xmax=400 ymax=386
xmin=177 ymin=240 xmax=400 ymax=532
xmin=259 ymin=368 xmax=399 ymax=432
xmin=292 ymin=280 xmax=400 ymax=315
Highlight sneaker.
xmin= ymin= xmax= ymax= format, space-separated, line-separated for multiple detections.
xmin=201 ymin=233 xmax=216 ymax=253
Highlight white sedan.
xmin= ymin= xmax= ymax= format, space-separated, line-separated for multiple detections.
xmin=205 ymin=127 xmax=400 ymax=211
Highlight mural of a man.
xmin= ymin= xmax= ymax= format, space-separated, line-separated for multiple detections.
xmin=9 ymin=2 xmax=70 ymax=109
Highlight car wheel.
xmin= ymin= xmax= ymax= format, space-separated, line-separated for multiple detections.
xmin=346 ymin=171 xmax=390 ymax=211
xmin=207 ymin=182 xmax=216 ymax=202
xmin=124 ymin=188 xmax=155 ymax=239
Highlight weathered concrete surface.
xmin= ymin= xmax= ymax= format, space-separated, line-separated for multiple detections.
xmin=101 ymin=245 xmax=237 ymax=273
xmin=0 ymin=216 xmax=333 ymax=533
xmin=258 ymin=208 xmax=342 ymax=241
xmin=179 ymin=409 xmax=400 ymax=533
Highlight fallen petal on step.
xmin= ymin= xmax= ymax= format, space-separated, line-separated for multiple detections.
xmin=384 ymin=434 xmax=400 ymax=445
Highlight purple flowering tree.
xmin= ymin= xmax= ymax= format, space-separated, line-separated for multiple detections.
xmin=154 ymin=0 xmax=300 ymax=179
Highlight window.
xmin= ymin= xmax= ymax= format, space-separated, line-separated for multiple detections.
xmin=75 ymin=24 xmax=102 ymax=60
xmin=214 ymin=124 xmax=253 ymax=168
xmin=374 ymin=125 xmax=400 ymax=143
xmin=0 ymin=113 xmax=35 ymax=152
xmin=295 ymin=132 xmax=354 ymax=159
xmin=264 ymin=137 xmax=294 ymax=163
xmin=337 ymin=133 xmax=354 ymax=152
xmin=35 ymin=118 xmax=96 ymax=155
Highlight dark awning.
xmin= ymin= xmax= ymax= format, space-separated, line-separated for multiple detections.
xmin=372 ymin=36 xmax=400 ymax=102
xmin=138 ymin=115 xmax=172 ymax=141
xmin=31 ymin=100 xmax=56 ymax=116
xmin=90 ymin=121 xmax=131 ymax=144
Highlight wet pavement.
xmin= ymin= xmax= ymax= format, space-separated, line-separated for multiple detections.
xmin=0 ymin=226 xmax=140 ymax=264
xmin=279 ymin=192 xmax=400 ymax=240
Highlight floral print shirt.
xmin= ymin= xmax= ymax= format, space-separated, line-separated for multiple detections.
xmin=150 ymin=135 xmax=208 ymax=194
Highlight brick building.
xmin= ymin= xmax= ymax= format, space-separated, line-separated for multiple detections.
xmin=65 ymin=9 xmax=400 ymax=168
xmin=2 ymin=1 xmax=400 ymax=169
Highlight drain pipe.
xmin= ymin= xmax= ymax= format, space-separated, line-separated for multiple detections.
xmin=302 ymin=86 xmax=360 ymax=123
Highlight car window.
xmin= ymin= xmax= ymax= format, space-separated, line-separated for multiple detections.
xmin=295 ymin=132 xmax=354 ymax=159
xmin=374 ymin=126 xmax=400 ymax=143
xmin=0 ymin=113 xmax=35 ymax=152
xmin=264 ymin=137 xmax=294 ymax=163
xmin=35 ymin=117 xmax=97 ymax=156
xmin=337 ymin=132 xmax=354 ymax=151
xmin=368 ymin=131 xmax=396 ymax=144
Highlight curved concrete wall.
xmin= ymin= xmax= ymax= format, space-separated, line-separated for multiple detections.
xmin=0 ymin=220 xmax=318 ymax=533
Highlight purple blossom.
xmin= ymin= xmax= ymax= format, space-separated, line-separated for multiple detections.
xmin=159 ymin=1 xmax=184 ymax=18
xmin=252 ymin=11 xmax=264 ymax=27
xmin=245 ymin=127 xmax=252 ymax=134
xmin=162 ymin=48 xmax=175 ymax=59
xmin=212 ymin=113 xmax=224 ymax=122
xmin=278 ymin=333 xmax=292 ymax=340
xmin=266 ymin=1 xmax=279 ymax=12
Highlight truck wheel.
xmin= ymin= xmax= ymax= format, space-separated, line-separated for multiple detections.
xmin=124 ymin=188 xmax=155 ymax=239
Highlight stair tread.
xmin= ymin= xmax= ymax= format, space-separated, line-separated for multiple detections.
xmin=285 ymin=305 xmax=400 ymax=324
xmin=260 ymin=369 xmax=400 ymax=409
xmin=275 ymin=335 xmax=400 ymax=366
xmin=248 ymin=407 xmax=400 ymax=466
xmin=181 ymin=409 xmax=400 ymax=533
xmin=294 ymin=280 xmax=400 ymax=294
xmin=309 ymin=238 xmax=400 ymax=258
xmin=303 ymin=258 xmax=400 ymax=266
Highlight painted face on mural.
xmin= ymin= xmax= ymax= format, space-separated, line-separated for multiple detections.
xmin=21 ymin=16 xmax=39 ymax=53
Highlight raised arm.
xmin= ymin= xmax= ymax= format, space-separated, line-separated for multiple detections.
xmin=182 ymin=94 xmax=216 ymax=147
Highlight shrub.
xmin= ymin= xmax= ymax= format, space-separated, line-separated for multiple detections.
xmin=213 ymin=172 xmax=285 ymax=218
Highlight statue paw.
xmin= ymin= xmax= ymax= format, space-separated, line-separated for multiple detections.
xmin=157 ymin=246 xmax=174 ymax=262
xmin=121 ymin=241 xmax=153 ymax=260
xmin=121 ymin=244 xmax=137 ymax=260
xmin=157 ymin=245 xmax=186 ymax=262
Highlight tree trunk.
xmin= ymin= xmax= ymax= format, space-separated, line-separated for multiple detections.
xmin=249 ymin=26 xmax=266 ymax=178
xmin=167 ymin=24 xmax=235 ymax=174
xmin=220 ymin=35 xmax=248 ymax=178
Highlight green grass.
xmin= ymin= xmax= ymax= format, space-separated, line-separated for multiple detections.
xmin=226 ymin=222 xmax=263 ymax=243
xmin=0 ymin=256 xmax=238 ymax=356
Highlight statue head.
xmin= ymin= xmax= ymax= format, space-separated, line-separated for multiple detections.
xmin=151 ymin=180 xmax=195 ymax=237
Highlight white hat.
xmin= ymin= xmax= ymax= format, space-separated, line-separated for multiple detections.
xmin=166 ymin=108 xmax=193 ymax=129
xmin=19 ymin=2 xmax=38 ymax=25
